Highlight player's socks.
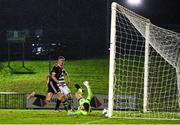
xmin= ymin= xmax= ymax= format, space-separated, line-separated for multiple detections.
xmin=67 ymin=98 xmax=74 ymax=110
xmin=55 ymin=99 xmax=61 ymax=111
xmin=62 ymin=99 xmax=69 ymax=111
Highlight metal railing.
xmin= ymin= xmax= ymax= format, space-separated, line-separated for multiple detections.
xmin=0 ymin=92 xmax=26 ymax=109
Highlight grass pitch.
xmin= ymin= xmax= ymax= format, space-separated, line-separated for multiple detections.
xmin=0 ymin=109 xmax=180 ymax=124
xmin=0 ymin=58 xmax=180 ymax=123
xmin=0 ymin=58 xmax=109 ymax=94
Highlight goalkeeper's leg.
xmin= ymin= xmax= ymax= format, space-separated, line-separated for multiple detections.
xmin=83 ymin=81 xmax=93 ymax=100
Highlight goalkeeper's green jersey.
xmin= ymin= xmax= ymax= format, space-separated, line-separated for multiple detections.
xmin=73 ymin=86 xmax=93 ymax=115
xmin=74 ymin=98 xmax=91 ymax=115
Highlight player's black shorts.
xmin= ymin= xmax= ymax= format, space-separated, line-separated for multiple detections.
xmin=48 ymin=81 xmax=61 ymax=94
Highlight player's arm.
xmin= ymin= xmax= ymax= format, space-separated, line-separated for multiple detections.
xmin=74 ymin=84 xmax=83 ymax=100
xmin=51 ymin=72 xmax=59 ymax=84
xmin=50 ymin=65 xmax=60 ymax=84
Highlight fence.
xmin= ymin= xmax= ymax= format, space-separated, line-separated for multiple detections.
xmin=0 ymin=92 xmax=26 ymax=109
xmin=0 ymin=92 xmax=136 ymax=110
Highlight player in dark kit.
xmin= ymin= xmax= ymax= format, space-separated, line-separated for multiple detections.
xmin=53 ymin=57 xmax=74 ymax=111
xmin=27 ymin=56 xmax=73 ymax=111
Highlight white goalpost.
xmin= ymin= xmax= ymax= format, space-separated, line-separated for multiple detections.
xmin=108 ymin=2 xmax=180 ymax=119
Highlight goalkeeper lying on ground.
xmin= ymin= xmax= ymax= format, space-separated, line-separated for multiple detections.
xmin=68 ymin=81 xmax=93 ymax=115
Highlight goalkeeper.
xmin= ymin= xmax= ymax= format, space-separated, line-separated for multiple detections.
xmin=68 ymin=81 xmax=93 ymax=115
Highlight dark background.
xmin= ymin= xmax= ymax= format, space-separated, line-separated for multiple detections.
xmin=0 ymin=0 xmax=180 ymax=60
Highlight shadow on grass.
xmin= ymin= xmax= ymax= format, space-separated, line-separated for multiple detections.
xmin=8 ymin=65 xmax=36 ymax=74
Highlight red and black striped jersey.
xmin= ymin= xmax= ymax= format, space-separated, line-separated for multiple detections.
xmin=50 ymin=64 xmax=66 ymax=83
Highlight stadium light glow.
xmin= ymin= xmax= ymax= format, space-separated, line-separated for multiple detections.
xmin=127 ymin=0 xmax=142 ymax=6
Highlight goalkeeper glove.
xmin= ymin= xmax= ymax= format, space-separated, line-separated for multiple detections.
xmin=74 ymin=84 xmax=81 ymax=89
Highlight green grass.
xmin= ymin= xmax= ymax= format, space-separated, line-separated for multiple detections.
xmin=0 ymin=57 xmax=180 ymax=123
xmin=0 ymin=109 xmax=179 ymax=124
xmin=0 ymin=58 xmax=109 ymax=94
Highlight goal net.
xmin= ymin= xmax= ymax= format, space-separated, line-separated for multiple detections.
xmin=108 ymin=2 xmax=180 ymax=119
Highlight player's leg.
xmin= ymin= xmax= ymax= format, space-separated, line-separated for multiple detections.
xmin=48 ymin=81 xmax=65 ymax=111
xmin=27 ymin=92 xmax=47 ymax=101
xmin=55 ymin=91 xmax=65 ymax=111
xmin=34 ymin=92 xmax=53 ymax=106
xmin=27 ymin=92 xmax=52 ymax=107
xmin=62 ymin=86 xmax=74 ymax=110
xmin=56 ymin=91 xmax=70 ymax=111
xmin=83 ymin=81 xmax=93 ymax=101
xmin=44 ymin=92 xmax=53 ymax=105
xmin=55 ymin=85 xmax=63 ymax=111
xmin=55 ymin=99 xmax=61 ymax=111
xmin=27 ymin=92 xmax=44 ymax=107
xmin=27 ymin=91 xmax=36 ymax=99
xmin=66 ymin=93 xmax=74 ymax=110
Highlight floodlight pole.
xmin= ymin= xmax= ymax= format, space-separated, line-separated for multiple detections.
xmin=7 ymin=40 xmax=10 ymax=67
xmin=48 ymin=54 xmax=51 ymax=74
xmin=48 ymin=43 xmax=52 ymax=74
xmin=106 ymin=0 xmax=110 ymax=54
xmin=22 ymin=41 xmax=25 ymax=67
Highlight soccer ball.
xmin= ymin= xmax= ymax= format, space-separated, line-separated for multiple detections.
xmin=102 ymin=109 xmax=109 ymax=117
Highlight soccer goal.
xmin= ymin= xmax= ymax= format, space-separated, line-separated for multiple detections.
xmin=108 ymin=2 xmax=180 ymax=120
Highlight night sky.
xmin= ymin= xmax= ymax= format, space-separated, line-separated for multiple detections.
xmin=119 ymin=0 xmax=180 ymax=31
xmin=0 ymin=0 xmax=180 ymax=59
xmin=0 ymin=0 xmax=180 ymax=30
xmin=0 ymin=0 xmax=106 ymax=30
